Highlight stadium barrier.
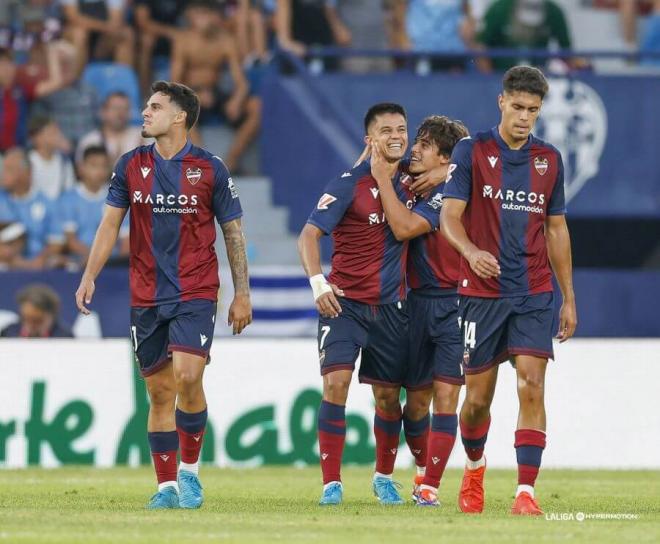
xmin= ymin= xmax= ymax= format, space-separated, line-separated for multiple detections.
xmin=0 ymin=338 xmax=658 ymax=469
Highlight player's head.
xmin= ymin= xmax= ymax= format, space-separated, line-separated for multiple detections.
xmin=79 ymin=145 xmax=111 ymax=192
xmin=364 ymin=103 xmax=408 ymax=162
xmin=410 ymin=116 xmax=468 ymax=176
xmin=498 ymin=65 xmax=548 ymax=144
xmin=142 ymin=81 xmax=200 ymax=138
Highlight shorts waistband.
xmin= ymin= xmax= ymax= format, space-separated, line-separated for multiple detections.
xmin=409 ymin=287 xmax=458 ymax=298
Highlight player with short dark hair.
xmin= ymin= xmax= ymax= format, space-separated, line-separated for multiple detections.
xmin=440 ymin=66 xmax=577 ymax=515
xmin=75 ymin=80 xmax=252 ymax=510
xmin=298 ymin=102 xmax=419 ymax=506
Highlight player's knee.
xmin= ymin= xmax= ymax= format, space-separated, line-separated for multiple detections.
xmin=463 ymin=393 xmax=491 ymax=417
xmin=147 ymin=386 xmax=176 ymax=408
xmin=373 ymin=389 xmax=401 ymax=414
xmin=404 ymin=392 xmax=432 ymax=419
xmin=517 ymin=374 xmax=545 ymax=402
xmin=174 ymin=368 xmax=203 ymax=391
xmin=323 ymin=374 xmax=351 ymax=401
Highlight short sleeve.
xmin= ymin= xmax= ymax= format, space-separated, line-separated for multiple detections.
xmin=547 ymin=151 xmax=566 ymax=215
xmin=443 ymin=138 xmax=473 ymax=202
xmin=411 ymin=185 xmax=444 ymax=231
xmin=306 ymin=170 xmax=356 ymax=235
xmin=106 ymin=153 xmax=131 ymax=208
xmin=212 ymin=158 xmax=243 ymax=224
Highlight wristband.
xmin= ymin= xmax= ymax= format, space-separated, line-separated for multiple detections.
xmin=309 ymin=274 xmax=333 ymax=301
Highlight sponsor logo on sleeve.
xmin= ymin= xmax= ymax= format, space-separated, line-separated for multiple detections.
xmin=228 ymin=177 xmax=238 ymax=199
xmin=316 ymin=193 xmax=337 ymax=210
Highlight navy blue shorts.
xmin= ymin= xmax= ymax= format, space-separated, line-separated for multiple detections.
xmin=130 ymin=299 xmax=217 ymax=377
xmin=408 ymin=290 xmax=464 ymax=386
xmin=318 ymin=298 xmax=417 ymax=388
xmin=457 ymin=292 xmax=554 ymax=375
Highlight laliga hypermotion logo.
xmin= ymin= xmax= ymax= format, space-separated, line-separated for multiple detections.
xmin=536 ymin=78 xmax=607 ymax=203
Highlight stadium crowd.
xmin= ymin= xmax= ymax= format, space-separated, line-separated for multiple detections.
xmin=0 ymin=0 xmax=657 ymax=272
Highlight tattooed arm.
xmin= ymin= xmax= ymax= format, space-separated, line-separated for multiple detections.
xmin=221 ymin=218 xmax=252 ymax=334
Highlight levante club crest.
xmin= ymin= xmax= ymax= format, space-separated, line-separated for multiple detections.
xmin=534 ymin=157 xmax=548 ymax=175
xmin=186 ymin=167 xmax=202 ymax=185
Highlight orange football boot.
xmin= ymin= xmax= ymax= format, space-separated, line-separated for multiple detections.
xmin=511 ymin=492 xmax=543 ymax=515
xmin=458 ymin=461 xmax=486 ymax=513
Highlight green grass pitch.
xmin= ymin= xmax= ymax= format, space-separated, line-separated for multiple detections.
xmin=0 ymin=467 xmax=658 ymax=543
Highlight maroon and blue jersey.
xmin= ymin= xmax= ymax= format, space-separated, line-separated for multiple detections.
xmin=407 ymin=182 xmax=460 ymax=293
xmin=307 ymin=161 xmax=415 ymax=305
xmin=107 ymin=141 xmax=242 ymax=307
xmin=444 ymin=127 xmax=566 ymax=298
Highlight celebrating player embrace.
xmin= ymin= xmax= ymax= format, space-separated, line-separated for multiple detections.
xmin=75 ymin=81 xmax=252 ymax=510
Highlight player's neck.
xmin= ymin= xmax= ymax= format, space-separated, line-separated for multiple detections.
xmin=154 ymin=134 xmax=189 ymax=160
xmin=497 ymin=124 xmax=527 ymax=151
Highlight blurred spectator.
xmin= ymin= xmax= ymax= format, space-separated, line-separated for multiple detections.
xmin=275 ymin=0 xmax=352 ymax=71
xmin=640 ymin=0 xmax=660 ymax=66
xmin=477 ymin=0 xmax=577 ymax=72
xmin=60 ymin=0 xmax=134 ymax=70
xmin=32 ymin=40 xmax=99 ymax=145
xmin=171 ymin=1 xmax=261 ymax=172
xmin=134 ymin=0 xmax=185 ymax=95
xmin=0 ymin=147 xmax=63 ymax=269
xmin=76 ymin=91 xmax=146 ymax=166
xmin=28 ymin=115 xmax=75 ymax=200
xmin=58 ymin=145 xmax=129 ymax=267
xmin=391 ymin=0 xmax=477 ymax=73
xmin=334 ymin=0 xmax=392 ymax=73
xmin=0 ymin=44 xmax=63 ymax=151
xmin=218 ymin=0 xmax=273 ymax=64
xmin=0 ymin=283 xmax=73 ymax=337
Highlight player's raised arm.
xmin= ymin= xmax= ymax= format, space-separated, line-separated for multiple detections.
xmin=75 ymin=204 xmax=128 ymax=314
xmin=371 ymin=141 xmax=432 ymax=241
xmin=545 ymin=214 xmax=577 ymax=342
xmin=297 ymin=223 xmax=344 ymax=318
xmin=220 ymin=218 xmax=252 ymax=335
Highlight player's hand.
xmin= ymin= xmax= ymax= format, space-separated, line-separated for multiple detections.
xmin=75 ymin=275 xmax=95 ymax=315
xmin=228 ymin=293 xmax=252 ymax=335
xmin=316 ymin=284 xmax=344 ymax=319
xmin=370 ymin=141 xmax=397 ymax=186
xmin=465 ymin=249 xmax=501 ymax=279
xmin=410 ymin=165 xmax=444 ymax=195
xmin=556 ymin=298 xmax=577 ymax=343
xmin=353 ymin=144 xmax=371 ymax=167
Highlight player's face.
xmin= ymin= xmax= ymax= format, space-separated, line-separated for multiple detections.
xmin=80 ymin=154 xmax=111 ymax=191
xmin=498 ymin=91 xmax=542 ymax=143
xmin=366 ymin=113 xmax=408 ymax=162
xmin=141 ymin=92 xmax=185 ymax=138
xmin=0 ymin=150 xmax=29 ymax=192
xmin=409 ymin=135 xmax=446 ymax=175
